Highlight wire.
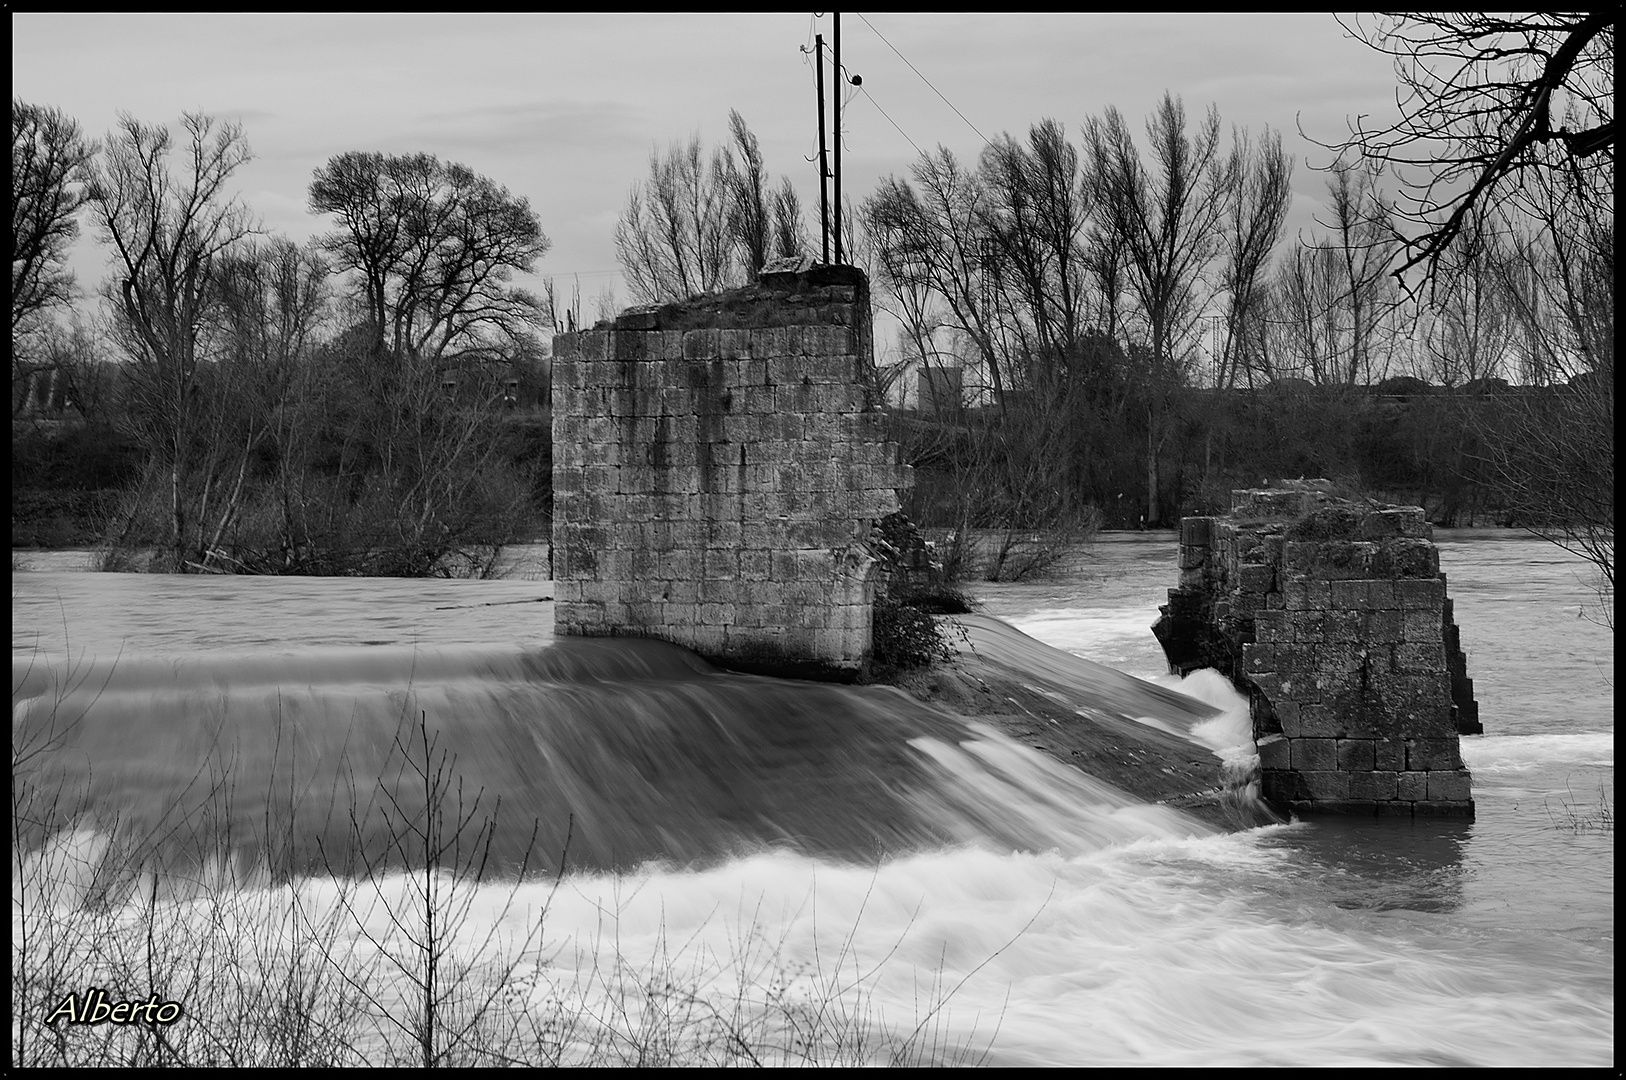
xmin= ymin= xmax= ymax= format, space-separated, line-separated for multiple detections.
xmin=855 ymin=86 xmax=925 ymax=158
xmin=856 ymin=12 xmax=988 ymax=146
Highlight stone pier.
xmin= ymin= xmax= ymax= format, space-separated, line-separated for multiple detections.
xmin=550 ymin=262 xmax=909 ymax=679
xmin=1153 ymin=480 xmax=1479 ymax=818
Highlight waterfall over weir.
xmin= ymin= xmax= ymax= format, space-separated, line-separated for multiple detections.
xmin=13 ymin=634 xmax=1220 ymax=890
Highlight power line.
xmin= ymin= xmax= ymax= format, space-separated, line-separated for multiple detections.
xmin=852 ymin=86 xmax=924 ymax=158
xmin=856 ymin=12 xmax=988 ymax=146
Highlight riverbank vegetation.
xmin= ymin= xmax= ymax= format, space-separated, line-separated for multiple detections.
xmin=14 ymin=16 xmax=1611 ymax=592
xmin=13 ymin=107 xmax=554 ymax=576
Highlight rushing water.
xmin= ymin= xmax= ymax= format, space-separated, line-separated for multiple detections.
xmin=10 ymin=533 xmax=1613 ymax=1066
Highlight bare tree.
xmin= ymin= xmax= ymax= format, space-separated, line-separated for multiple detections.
xmin=615 ymin=114 xmax=811 ymax=305
xmin=11 ymin=100 xmax=97 ymax=340
xmin=1214 ymin=126 xmax=1292 ymax=390
xmin=771 ymin=176 xmax=810 ymax=261
xmin=979 ymin=120 xmax=1093 ymax=394
xmin=726 ymin=110 xmax=770 ymax=282
xmin=1270 ymin=239 xmax=1348 ymax=386
xmin=1318 ymin=160 xmax=1400 ymax=384
xmin=864 ymin=150 xmax=1010 ymax=411
xmin=1083 ymin=93 xmax=1232 ymax=524
xmin=614 ymin=134 xmax=737 ymax=304
xmin=1417 ymin=208 xmax=1516 ymax=387
xmin=308 ymin=152 xmax=549 ymax=365
xmin=83 ymin=111 xmax=258 ymax=572
xmin=1329 ymin=12 xmax=1613 ymax=291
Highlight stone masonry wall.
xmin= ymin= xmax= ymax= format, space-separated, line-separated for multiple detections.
xmin=551 ymin=263 xmax=909 ymax=677
xmin=1153 ymin=480 xmax=1479 ymax=818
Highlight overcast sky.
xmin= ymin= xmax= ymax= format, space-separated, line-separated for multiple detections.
xmin=14 ymin=12 xmax=1403 ymax=354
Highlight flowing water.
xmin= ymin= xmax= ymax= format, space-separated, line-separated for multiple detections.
xmin=11 ymin=533 xmax=1613 ymax=1066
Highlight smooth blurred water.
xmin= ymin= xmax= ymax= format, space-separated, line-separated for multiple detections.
xmin=11 ymin=531 xmax=1613 ymax=1065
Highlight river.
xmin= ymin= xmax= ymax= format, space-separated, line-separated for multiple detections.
xmin=10 ymin=532 xmax=1613 ymax=1066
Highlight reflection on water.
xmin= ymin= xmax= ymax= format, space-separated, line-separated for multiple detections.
xmin=1265 ymin=817 xmax=1473 ymax=915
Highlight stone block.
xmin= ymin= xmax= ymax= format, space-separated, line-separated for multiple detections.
xmin=1360 ymin=507 xmax=1427 ymax=539
xmin=553 ymin=334 xmax=582 ymax=362
xmin=1374 ymin=738 xmax=1406 ymax=771
xmin=1288 ymin=610 xmax=1325 ymax=643
xmin=719 ymin=328 xmax=751 ymax=359
xmin=751 ymin=327 xmax=789 ymax=359
xmin=653 ymin=330 xmax=685 ymax=361
xmin=1394 ymin=642 xmax=1447 ymax=672
xmin=1233 ymin=489 xmax=1307 ymax=520
xmin=1243 ymin=643 xmax=1277 ymax=674
xmin=1310 ymin=541 xmax=1378 ymax=580
xmin=742 ymin=386 xmax=777 ymax=414
xmin=1261 ymin=770 xmax=1306 ymax=803
xmin=1362 ymin=609 xmax=1403 ymax=644
xmin=1181 ymin=517 xmax=1215 ymax=547
xmin=682 ymin=328 xmax=720 ymax=360
xmin=1336 ymin=738 xmax=1376 ymax=771
xmin=1329 ymin=580 xmax=1367 ymax=609
xmin=1293 ymin=738 xmax=1338 ymax=771
xmin=1282 ymin=577 xmax=1331 ymax=611
xmin=662 ymin=578 xmax=699 ymax=603
xmin=1425 ymin=770 xmax=1473 ymax=802
xmin=1238 ymin=563 xmax=1274 ymax=594
xmin=1254 ymin=610 xmax=1289 ymax=643
xmin=1373 ymin=538 xmax=1439 ymax=579
xmin=1401 ymin=608 xmax=1445 ymax=641
xmin=1296 ymin=704 xmax=1347 ymax=738
xmin=1299 ymin=770 xmax=1351 ymax=801
xmin=738 ymin=549 xmax=772 ymax=581
xmin=610 ymin=329 xmax=652 ymax=362
xmin=1257 ymin=734 xmax=1291 ymax=771
xmin=1397 ymin=771 xmax=1428 ymax=801
xmin=1394 ymin=577 xmax=1445 ymax=612
xmin=696 ymin=602 xmax=735 ymax=626
xmin=1348 ymin=771 xmax=1398 ymax=801
xmin=1406 ymin=738 xmax=1464 ymax=771
xmin=1321 ymin=609 xmax=1362 ymax=643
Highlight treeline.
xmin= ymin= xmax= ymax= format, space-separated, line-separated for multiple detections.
xmin=854 ymin=95 xmax=1611 ymax=533
xmin=901 ymin=381 xmax=1587 ymax=532
xmin=609 ymin=96 xmax=1610 ymax=547
xmin=12 ymin=103 xmax=555 ymax=574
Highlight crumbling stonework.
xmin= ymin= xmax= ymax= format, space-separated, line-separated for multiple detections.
xmin=1153 ymin=480 xmax=1479 ymax=818
xmin=551 ymin=264 xmax=909 ymax=678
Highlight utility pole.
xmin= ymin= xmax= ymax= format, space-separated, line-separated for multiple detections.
xmin=833 ymin=12 xmax=842 ymax=264
xmin=816 ymin=33 xmax=831 ymax=265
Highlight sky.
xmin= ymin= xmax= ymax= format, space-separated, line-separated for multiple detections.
xmin=14 ymin=12 xmax=1404 ymax=359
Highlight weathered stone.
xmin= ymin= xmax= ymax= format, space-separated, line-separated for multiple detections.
xmin=1299 ymin=770 xmax=1351 ymax=800
xmin=1348 ymin=771 xmax=1397 ymax=801
xmin=1257 ymin=734 xmax=1291 ymax=771
xmin=1156 ymin=486 xmax=1475 ymax=818
xmin=1406 ymin=738 xmax=1464 ymax=771
xmin=1293 ymin=738 xmax=1338 ymax=771
xmin=1336 ymin=738 xmax=1376 ymax=771
xmin=553 ymin=268 xmax=895 ymax=675
xmin=1360 ymin=507 xmax=1428 ymax=539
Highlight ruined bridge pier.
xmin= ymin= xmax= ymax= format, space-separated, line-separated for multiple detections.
xmin=550 ymin=263 xmax=909 ymax=679
xmin=1154 ymin=482 xmax=1480 ymax=818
